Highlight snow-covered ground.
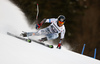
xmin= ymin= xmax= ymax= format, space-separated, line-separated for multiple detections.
xmin=0 ymin=0 xmax=100 ymax=64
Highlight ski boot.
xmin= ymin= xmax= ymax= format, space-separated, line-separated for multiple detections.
xmin=20 ymin=32 xmax=27 ymax=37
xmin=39 ymin=37 xmax=47 ymax=42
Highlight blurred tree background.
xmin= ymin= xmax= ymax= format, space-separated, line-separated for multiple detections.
xmin=10 ymin=0 xmax=100 ymax=60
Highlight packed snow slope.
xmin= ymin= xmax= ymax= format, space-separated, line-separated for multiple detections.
xmin=0 ymin=0 xmax=100 ymax=64
xmin=0 ymin=33 xmax=100 ymax=64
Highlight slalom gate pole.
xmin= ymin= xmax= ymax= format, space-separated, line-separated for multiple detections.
xmin=36 ymin=4 xmax=39 ymax=24
xmin=94 ymin=48 xmax=97 ymax=59
xmin=81 ymin=44 xmax=86 ymax=55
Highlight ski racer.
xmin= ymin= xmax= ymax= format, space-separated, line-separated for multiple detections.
xmin=21 ymin=15 xmax=66 ymax=49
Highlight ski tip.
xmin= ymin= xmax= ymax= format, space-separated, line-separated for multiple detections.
xmin=7 ymin=32 xmax=10 ymax=34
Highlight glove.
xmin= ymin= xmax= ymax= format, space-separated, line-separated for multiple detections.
xmin=36 ymin=18 xmax=46 ymax=29
xmin=36 ymin=23 xmax=42 ymax=29
xmin=57 ymin=43 xmax=61 ymax=49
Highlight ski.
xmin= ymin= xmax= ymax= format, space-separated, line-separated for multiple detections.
xmin=7 ymin=32 xmax=53 ymax=48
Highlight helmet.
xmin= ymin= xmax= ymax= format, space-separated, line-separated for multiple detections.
xmin=58 ymin=15 xmax=65 ymax=23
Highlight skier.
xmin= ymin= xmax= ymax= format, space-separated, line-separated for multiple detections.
xmin=21 ymin=15 xmax=66 ymax=49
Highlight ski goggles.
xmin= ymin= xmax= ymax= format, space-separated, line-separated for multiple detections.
xmin=58 ymin=21 xmax=64 ymax=25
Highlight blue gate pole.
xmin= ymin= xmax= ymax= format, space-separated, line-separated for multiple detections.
xmin=81 ymin=44 xmax=86 ymax=55
xmin=94 ymin=48 xmax=97 ymax=59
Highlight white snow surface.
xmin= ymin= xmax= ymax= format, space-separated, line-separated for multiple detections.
xmin=0 ymin=0 xmax=100 ymax=64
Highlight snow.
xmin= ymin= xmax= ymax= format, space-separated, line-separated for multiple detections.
xmin=0 ymin=33 xmax=100 ymax=64
xmin=0 ymin=0 xmax=100 ymax=64
xmin=0 ymin=0 xmax=36 ymax=34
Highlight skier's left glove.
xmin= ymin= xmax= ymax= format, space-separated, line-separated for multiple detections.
xmin=36 ymin=23 xmax=42 ymax=29
xmin=57 ymin=43 xmax=61 ymax=49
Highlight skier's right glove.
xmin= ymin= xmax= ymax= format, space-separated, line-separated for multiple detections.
xmin=36 ymin=18 xmax=46 ymax=29
xmin=36 ymin=23 xmax=42 ymax=29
